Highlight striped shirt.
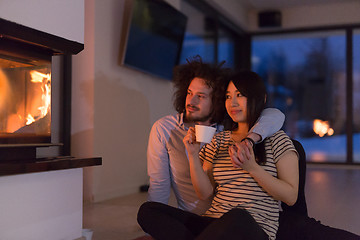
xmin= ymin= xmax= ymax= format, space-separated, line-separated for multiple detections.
xmin=199 ymin=130 xmax=296 ymax=240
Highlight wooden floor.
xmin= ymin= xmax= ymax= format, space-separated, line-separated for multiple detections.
xmin=83 ymin=165 xmax=360 ymax=240
xmin=304 ymin=164 xmax=360 ymax=235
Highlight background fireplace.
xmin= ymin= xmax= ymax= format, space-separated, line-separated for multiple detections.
xmin=0 ymin=18 xmax=83 ymax=160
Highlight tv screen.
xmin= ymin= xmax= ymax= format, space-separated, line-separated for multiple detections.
xmin=123 ymin=0 xmax=187 ymax=80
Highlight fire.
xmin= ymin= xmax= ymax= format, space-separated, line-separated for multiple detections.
xmin=26 ymin=70 xmax=51 ymax=125
xmin=0 ymin=69 xmax=11 ymax=112
xmin=26 ymin=114 xmax=35 ymax=125
xmin=1 ymin=57 xmax=51 ymax=134
xmin=313 ymin=119 xmax=334 ymax=137
xmin=30 ymin=71 xmax=50 ymax=83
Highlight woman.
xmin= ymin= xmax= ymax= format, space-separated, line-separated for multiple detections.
xmin=137 ymin=70 xmax=299 ymax=240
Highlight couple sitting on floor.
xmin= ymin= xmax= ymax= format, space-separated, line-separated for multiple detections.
xmin=136 ymin=57 xmax=360 ymax=240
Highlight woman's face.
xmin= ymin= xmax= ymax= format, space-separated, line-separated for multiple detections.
xmin=225 ymin=81 xmax=247 ymax=123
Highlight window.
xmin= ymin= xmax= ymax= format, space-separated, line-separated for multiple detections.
xmin=218 ymin=26 xmax=236 ymax=69
xmin=179 ymin=1 xmax=215 ymax=63
xmin=179 ymin=0 xmax=243 ymax=69
xmin=252 ymin=31 xmax=349 ymax=163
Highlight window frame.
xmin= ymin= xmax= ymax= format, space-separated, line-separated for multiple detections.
xmin=250 ymin=24 xmax=360 ymax=165
xmin=182 ymin=0 xmax=249 ymax=69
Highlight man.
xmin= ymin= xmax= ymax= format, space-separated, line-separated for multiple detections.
xmin=141 ymin=57 xmax=360 ymax=240
xmin=147 ymin=56 xmax=284 ymax=215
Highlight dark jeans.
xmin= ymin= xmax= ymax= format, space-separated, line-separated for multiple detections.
xmin=137 ymin=201 xmax=268 ymax=240
xmin=276 ymin=211 xmax=360 ymax=240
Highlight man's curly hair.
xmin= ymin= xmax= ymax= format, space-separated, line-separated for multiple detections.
xmin=172 ymin=55 xmax=230 ymax=124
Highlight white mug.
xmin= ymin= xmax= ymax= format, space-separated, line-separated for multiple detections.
xmin=195 ymin=125 xmax=216 ymax=143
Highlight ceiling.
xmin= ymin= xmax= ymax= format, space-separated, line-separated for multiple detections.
xmin=241 ymin=0 xmax=359 ymax=10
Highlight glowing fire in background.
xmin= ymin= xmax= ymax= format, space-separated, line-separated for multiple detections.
xmin=313 ymin=119 xmax=334 ymax=137
xmin=25 ymin=70 xmax=51 ymax=126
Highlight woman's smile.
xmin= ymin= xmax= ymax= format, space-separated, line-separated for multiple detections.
xmin=229 ymin=109 xmax=243 ymax=117
xmin=230 ymin=109 xmax=242 ymax=115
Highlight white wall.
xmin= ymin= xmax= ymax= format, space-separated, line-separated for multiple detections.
xmin=0 ymin=1 xmax=85 ymax=239
xmin=208 ymin=0 xmax=249 ymax=29
xmin=248 ymin=1 xmax=360 ymax=31
xmin=72 ymin=0 xmax=178 ymax=202
xmin=0 ymin=169 xmax=83 ymax=240
xmin=71 ymin=0 xmax=96 ymax=202
xmin=0 ymin=0 xmax=84 ymax=43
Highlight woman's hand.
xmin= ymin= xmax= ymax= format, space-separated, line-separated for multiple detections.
xmin=183 ymin=127 xmax=214 ymax=200
xmin=183 ymin=127 xmax=201 ymax=157
xmin=229 ymin=141 xmax=259 ymax=172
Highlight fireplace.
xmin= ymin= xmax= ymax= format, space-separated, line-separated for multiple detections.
xmin=0 ymin=18 xmax=83 ymax=161
xmin=0 ymin=48 xmax=51 ymax=144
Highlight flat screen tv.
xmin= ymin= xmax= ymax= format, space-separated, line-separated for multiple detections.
xmin=122 ymin=0 xmax=187 ymax=80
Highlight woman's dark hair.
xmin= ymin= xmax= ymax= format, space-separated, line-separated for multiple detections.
xmin=172 ymin=55 xmax=230 ymax=124
xmin=224 ymin=70 xmax=267 ymax=164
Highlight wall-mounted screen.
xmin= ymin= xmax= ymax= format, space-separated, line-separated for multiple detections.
xmin=122 ymin=0 xmax=187 ymax=80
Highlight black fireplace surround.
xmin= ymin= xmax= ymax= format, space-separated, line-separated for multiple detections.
xmin=0 ymin=18 xmax=101 ymax=175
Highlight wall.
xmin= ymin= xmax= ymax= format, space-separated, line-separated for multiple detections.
xmin=72 ymin=0 xmax=178 ymax=202
xmin=0 ymin=0 xmax=84 ymax=43
xmin=248 ymin=1 xmax=360 ymax=31
xmin=208 ymin=0 xmax=249 ymax=30
xmin=0 ymin=1 xmax=85 ymax=239
xmin=0 ymin=169 xmax=83 ymax=240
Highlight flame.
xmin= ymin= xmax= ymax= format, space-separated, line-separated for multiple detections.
xmin=30 ymin=70 xmax=51 ymax=119
xmin=0 ymin=69 xmax=11 ymax=112
xmin=2 ymin=67 xmax=51 ymax=133
xmin=313 ymin=119 xmax=334 ymax=137
xmin=30 ymin=71 xmax=48 ymax=83
xmin=26 ymin=114 xmax=35 ymax=125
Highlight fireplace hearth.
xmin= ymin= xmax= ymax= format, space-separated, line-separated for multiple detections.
xmin=0 ymin=18 xmax=83 ymax=161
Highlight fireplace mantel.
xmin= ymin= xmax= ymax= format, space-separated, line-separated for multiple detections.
xmin=0 ymin=17 xmax=84 ymax=55
xmin=0 ymin=156 xmax=102 ymax=176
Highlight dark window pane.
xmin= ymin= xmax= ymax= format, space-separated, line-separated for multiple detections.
xmin=179 ymin=1 xmax=215 ymax=64
xmin=218 ymin=26 xmax=235 ymax=68
xmin=252 ymin=31 xmax=346 ymax=163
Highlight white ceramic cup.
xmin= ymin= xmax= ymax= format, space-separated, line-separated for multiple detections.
xmin=195 ymin=125 xmax=216 ymax=143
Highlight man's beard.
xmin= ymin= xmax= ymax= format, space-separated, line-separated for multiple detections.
xmin=185 ymin=108 xmax=212 ymax=123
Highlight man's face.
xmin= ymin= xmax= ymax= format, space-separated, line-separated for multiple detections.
xmin=185 ymin=77 xmax=213 ymax=124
